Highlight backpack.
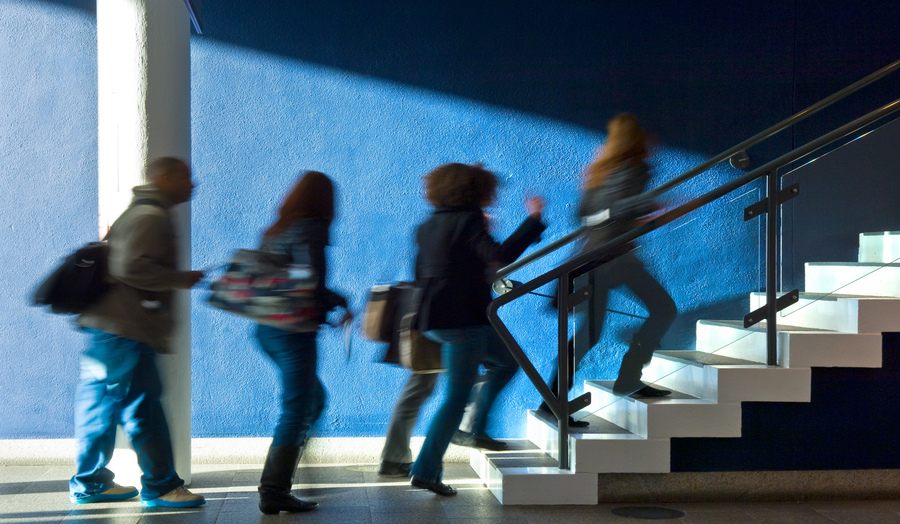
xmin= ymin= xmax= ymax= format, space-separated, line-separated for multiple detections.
xmin=207 ymin=248 xmax=321 ymax=332
xmin=31 ymin=199 xmax=164 ymax=314
xmin=32 ymin=242 xmax=112 ymax=314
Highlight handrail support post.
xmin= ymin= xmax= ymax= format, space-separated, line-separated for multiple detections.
xmin=556 ymin=275 xmax=570 ymax=470
xmin=766 ymin=170 xmax=778 ymax=366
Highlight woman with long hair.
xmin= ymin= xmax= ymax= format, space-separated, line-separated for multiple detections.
xmin=408 ymin=163 xmax=546 ymax=495
xmin=254 ymin=171 xmax=350 ymax=514
xmin=541 ymin=113 xmax=677 ymax=424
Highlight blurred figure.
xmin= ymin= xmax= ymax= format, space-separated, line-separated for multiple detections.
xmin=254 ymin=171 xmax=351 ymax=514
xmin=540 ymin=113 xmax=677 ymax=422
xmin=408 ymin=163 xmax=546 ymax=496
xmin=378 ymin=373 xmax=437 ymax=477
xmin=70 ymin=157 xmax=206 ymax=508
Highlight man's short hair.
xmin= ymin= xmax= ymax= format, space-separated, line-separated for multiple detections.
xmin=145 ymin=157 xmax=187 ymax=182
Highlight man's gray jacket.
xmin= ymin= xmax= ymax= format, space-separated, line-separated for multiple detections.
xmin=77 ymin=184 xmax=195 ymax=353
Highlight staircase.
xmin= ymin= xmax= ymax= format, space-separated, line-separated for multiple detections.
xmin=470 ymin=231 xmax=900 ymax=505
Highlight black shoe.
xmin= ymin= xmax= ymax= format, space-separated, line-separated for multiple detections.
xmin=451 ymin=431 xmax=508 ymax=451
xmin=631 ymin=385 xmax=671 ymax=398
xmin=536 ymin=405 xmax=589 ymax=428
xmin=258 ymin=490 xmax=318 ymax=514
xmin=410 ymin=477 xmax=457 ymax=496
xmin=568 ymin=416 xmax=590 ymax=428
xmin=378 ymin=461 xmax=412 ymax=477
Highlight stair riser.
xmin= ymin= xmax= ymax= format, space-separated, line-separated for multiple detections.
xmin=642 ymin=357 xmax=721 ymax=400
xmin=749 ymin=293 xmax=900 ymax=333
xmin=859 ymin=232 xmax=900 ymax=264
xmin=749 ymin=293 xmax=860 ymax=333
xmin=584 ymin=383 xmax=741 ymax=438
xmin=470 ymin=452 xmax=598 ymax=505
xmin=643 ymin=358 xmax=812 ymax=402
xmin=696 ymin=323 xmax=882 ymax=368
xmin=525 ymin=413 xmax=670 ymax=473
xmin=805 ymin=264 xmax=900 ymax=298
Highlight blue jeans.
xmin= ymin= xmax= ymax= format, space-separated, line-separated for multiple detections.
xmin=255 ymin=325 xmax=325 ymax=447
xmin=69 ymin=329 xmax=183 ymax=501
xmin=410 ymin=326 xmax=518 ymax=483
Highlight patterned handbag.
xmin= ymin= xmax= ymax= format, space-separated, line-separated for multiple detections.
xmin=207 ymin=249 xmax=320 ymax=332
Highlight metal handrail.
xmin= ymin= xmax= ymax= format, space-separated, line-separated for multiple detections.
xmin=495 ymin=58 xmax=900 ymax=282
xmin=488 ymin=98 xmax=900 ymax=470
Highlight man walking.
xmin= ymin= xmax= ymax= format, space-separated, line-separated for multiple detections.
xmin=69 ymin=157 xmax=205 ymax=508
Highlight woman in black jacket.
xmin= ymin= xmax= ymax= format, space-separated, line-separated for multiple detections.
xmin=566 ymin=113 xmax=677 ymax=400
xmin=408 ymin=163 xmax=546 ymax=496
xmin=254 ymin=171 xmax=350 ymax=514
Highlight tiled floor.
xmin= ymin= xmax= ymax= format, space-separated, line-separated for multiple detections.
xmin=2 ymin=463 xmax=900 ymax=523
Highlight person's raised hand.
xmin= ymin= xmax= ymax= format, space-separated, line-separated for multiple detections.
xmin=526 ymin=196 xmax=545 ymax=219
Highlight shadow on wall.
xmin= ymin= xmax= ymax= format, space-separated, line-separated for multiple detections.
xmin=48 ymin=0 xmax=803 ymax=157
xmin=30 ymin=0 xmax=900 ymax=442
xmin=43 ymin=0 xmax=900 ymax=157
xmin=186 ymin=37 xmax=762 ymax=438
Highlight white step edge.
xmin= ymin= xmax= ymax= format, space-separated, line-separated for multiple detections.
xmin=525 ymin=410 xmax=670 ymax=473
xmin=470 ymin=450 xmax=598 ymax=505
xmin=859 ymin=232 xmax=900 ymax=264
xmin=805 ymin=262 xmax=900 ymax=298
xmin=583 ymin=381 xmax=742 ymax=439
xmin=749 ymin=292 xmax=900 ymax=334
xmin=696 ymin=320 xmax=882 ymax=368
xmin=642 ymin=355 xmax=812 ymax=403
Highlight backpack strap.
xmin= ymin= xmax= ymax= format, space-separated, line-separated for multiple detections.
xmin=104 ymin=198 xmax=167 ymax=241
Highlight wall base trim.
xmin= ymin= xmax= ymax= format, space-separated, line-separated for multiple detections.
xmin=0 ymin=437 xmax=470 ymax=466
xmin=599 ymin=470 xmax=900 ymax=502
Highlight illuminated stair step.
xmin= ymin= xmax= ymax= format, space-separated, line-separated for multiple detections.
xmin=696 ymin=319 xmax=882 ymax=368
xmin=858 ymin=232 xmax=900 ymax=263
xmin=749 ymin=292 xmax=900 ymax=334
xmin=469 ymin=449 xmax=598 ymax=505
xmin=525 ymin=409 xmax=670 ymax=473
xmin=642 ymin=351 xmax=811 ymax=403
xmin=805 ymin=262 xmax=900 ymax=297
xmin=582 ymin=380 xmax=741 ymax=439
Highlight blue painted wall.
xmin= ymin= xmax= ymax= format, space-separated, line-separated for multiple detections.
xmin=187 ymin=1 xmax=784 ymax=439
xmin=0 ymin=0 xmax=96 ymax=438
xmin=3 ymin=0 xmax=899 ymax=468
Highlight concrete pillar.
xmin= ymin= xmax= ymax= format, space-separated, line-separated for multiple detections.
xmin=97 ymin=0 xmax=193 ymax=483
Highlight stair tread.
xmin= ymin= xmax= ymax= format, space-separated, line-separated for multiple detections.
xmin=653 ymin=350 xmax=762 ymax=366
xmin=806 ymin=262 xmax=900 ymax=267
xmin=585 ymin=379 xmax=707 ymax=401
xmin=750 ymin=291 xmax=900 ymax=300
xmin=529 ymin=409 xmax=633 ymax=435
xmin=486 ymin=452 xmax=561 ymax=470
xmin=698 ymin=319 xmax=837 ymax=333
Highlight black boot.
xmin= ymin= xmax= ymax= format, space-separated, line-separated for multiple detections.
xmin=613 ymin=338 xmax=669 ymax=397
xmin=258 ymin=445 xmax=318 ymax=514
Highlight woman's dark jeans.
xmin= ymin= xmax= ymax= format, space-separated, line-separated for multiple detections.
xmin=573 ymin=251 xmax=677 ymax=392
xmin=255 ymin=325 xmax=325 ymax=447
xmin=410 ymin=326 xmax=518 ymax=483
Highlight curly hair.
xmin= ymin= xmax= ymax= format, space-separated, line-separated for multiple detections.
xmin=424 ymin=163 xmax=498 ymax=208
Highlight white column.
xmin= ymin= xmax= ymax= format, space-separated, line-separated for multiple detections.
xmin=98 ymin=0 xmax=193 ymax=484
